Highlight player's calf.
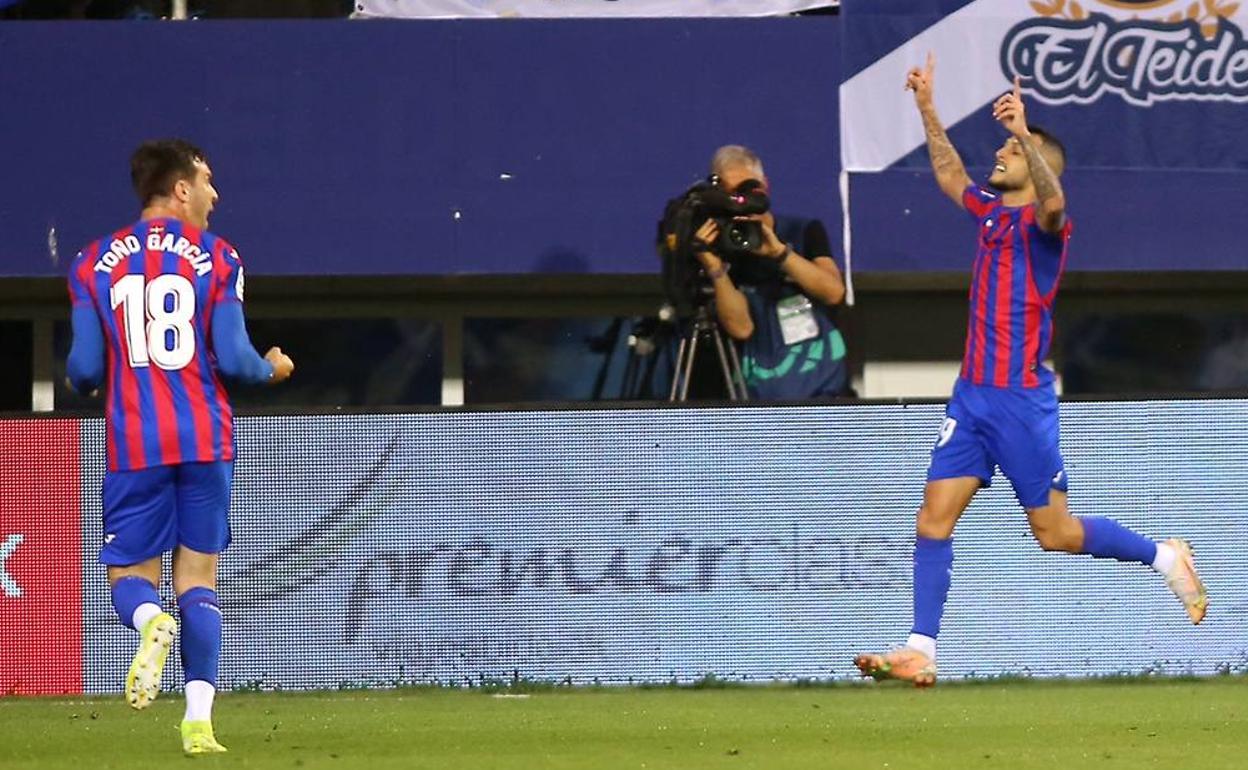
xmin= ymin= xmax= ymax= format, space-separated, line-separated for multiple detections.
xmin=1031 ymin=523 xmax=1083 ymax=552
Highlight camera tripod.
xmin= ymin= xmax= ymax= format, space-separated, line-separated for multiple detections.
xmin=668 ymin=304 xmax=749 ymax=402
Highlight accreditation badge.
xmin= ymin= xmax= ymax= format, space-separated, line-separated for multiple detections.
xmin=776 ymin=294 xmax=818 ymax=346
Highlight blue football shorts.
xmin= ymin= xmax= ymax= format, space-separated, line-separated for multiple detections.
xmin=926 ymin=378 xmax=1068 ymax=509
xmin=99 ymin=460 xmax=233 ymax=566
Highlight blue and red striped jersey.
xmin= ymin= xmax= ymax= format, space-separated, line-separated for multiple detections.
xmin=68 ymin=217 xmax=245 ymax=472
xmin=960 ymin=184 xmax=1072 ymax=389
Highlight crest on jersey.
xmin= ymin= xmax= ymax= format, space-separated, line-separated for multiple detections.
xmin=1003 ymin=0 xmax=1248 ymax=106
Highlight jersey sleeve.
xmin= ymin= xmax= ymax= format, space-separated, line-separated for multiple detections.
xmin=800 ymin=219 xmax=834 ymax=263
xmin=66 ymin=256 xmax=105 ymax=394
xmin=205 ymin=237 xmax=272 ymax=384
xmin=213 ymin=238 xmax=246 ymax=307
xmin=1032 ymin=210 xmax=1074 ymax=243
xmin=211 ymin=301 xmax=274 ymax=384
xmin=67 ymin=253 xmax=93 ymax=308
xmin=962 ymin=184 xmax=998 ymax=221
xmin=67 ymin=305 xmax=105 ymax=394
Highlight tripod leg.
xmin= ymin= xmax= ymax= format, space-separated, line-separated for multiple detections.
xmin=709 ymin=324 xmax=743 ymax=401
xmin=723 ymin=333 xmax=750 ymax=401
xmin=668 ymin=335 xmax=689 ymax=401
xmin=589 ymin=318 xmax=624 ymax=401
xmin=621 ymin=349 xmax=638 ymax=400
xmin=679 ymin=326 xmax=699 ymax=401
xmin=639 ymin=332 xmax=665 ymax=400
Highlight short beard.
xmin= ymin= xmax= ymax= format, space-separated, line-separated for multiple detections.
xmin=987 ymin=174 xmax=1022 ymax=193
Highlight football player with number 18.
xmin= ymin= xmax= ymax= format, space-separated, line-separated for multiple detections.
xmin=67 ymin=139 xmax=294 ymax=752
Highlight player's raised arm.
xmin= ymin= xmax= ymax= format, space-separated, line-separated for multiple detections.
xmin=993 ymin=76 xmax=1067 ymax=233
xmin=906 ymin=52 xmax=973 ymax=208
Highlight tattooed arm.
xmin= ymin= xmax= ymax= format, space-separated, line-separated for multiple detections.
xmin=919 ymin=103 xmax=974 ymax=207
xmin=994 ymin=76 xmax=1067 ymax=233
xmin=907 ymin=53 xmax=973 ymax=208
xmin=1017 ymin=133 xmax=1066 ymax=233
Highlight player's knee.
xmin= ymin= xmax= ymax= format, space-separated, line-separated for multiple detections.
xmin=173 ymin=577 xmax=216 ymax=596
xmin=916 ymin=505 xmax=956 ymax=538
xmin=172 ymin=562 xmax=218 ymax=595
xmin=1031 ymin=524 xmax=1080 ymax=553
xmin=1032 ymin=529 xmax=1062 ymax=551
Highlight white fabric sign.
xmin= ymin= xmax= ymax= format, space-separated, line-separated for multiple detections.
xmin=354 ymin=0 xmax=833 ymax=18
xmin=840 ymin=0 xmax=1248 ymax=172
xmin=840 ymin=1 xmax=1017 ymax=173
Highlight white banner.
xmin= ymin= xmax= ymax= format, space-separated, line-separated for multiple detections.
xmin=354 ymin=0 xmax=834 ymax=19
xmin=840 ymin=0 xmax=1248 ymax=172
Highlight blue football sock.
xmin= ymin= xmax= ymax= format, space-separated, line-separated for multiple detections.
xmin=110 ymin=576 xmax=162 ymax=631
xmin=177 ymin=587 xmax=222 ymax=687
xmin=1078 ymin=517 xmax=1157 ymax=565
xmin=911 ymin=536 xmax=954 ymax=639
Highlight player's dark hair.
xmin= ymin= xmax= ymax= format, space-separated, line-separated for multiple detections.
xmin=1026 ymin=125 xmax=1066 ymax=174
xmin=130 ymin=139 xmax=207 ymax=206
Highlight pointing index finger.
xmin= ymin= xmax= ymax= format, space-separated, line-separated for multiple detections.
xmin=926 ymin=50 xmax=935 ymax=76
xmin=1013 ymin=75 xmax=1022 ymax=100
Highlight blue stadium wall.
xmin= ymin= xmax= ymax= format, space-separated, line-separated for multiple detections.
xmin=57 ymin=401 xmax=1246 ymax=691
xmin=2 ymin=19 xmax=1245 ymax=278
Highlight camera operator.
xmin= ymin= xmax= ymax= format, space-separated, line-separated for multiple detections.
xmin=693 ymin=145 xmax=849 ymax=400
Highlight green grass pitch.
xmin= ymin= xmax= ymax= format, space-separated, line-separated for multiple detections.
xmin=2 ymin=679 xmax=1245 ymax=769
